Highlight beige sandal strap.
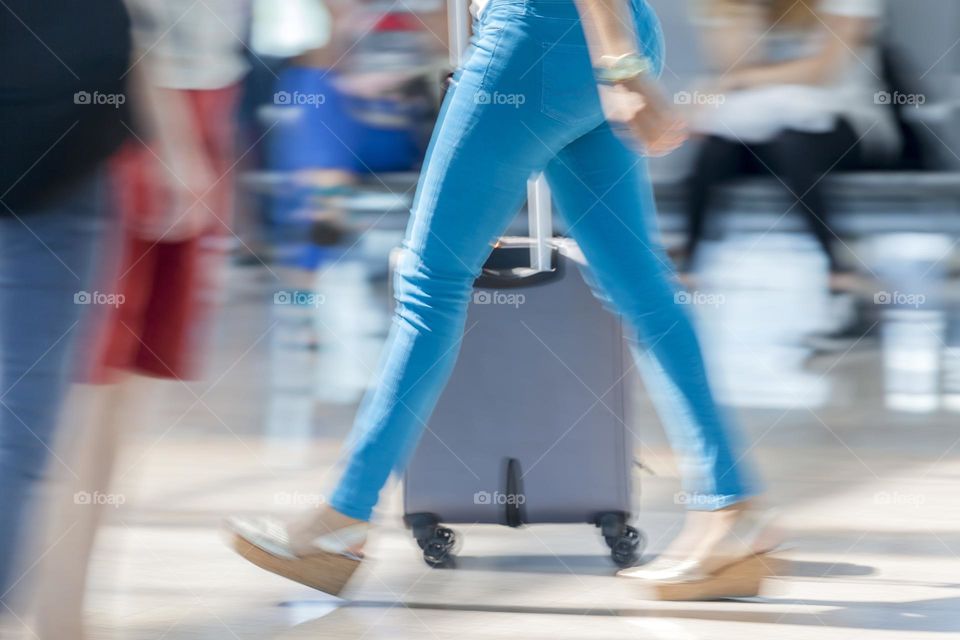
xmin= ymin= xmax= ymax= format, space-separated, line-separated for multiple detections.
xmin=310 ymin=523 xmax=369 ymax=556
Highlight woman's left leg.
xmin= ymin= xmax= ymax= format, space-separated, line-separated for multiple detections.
xmin=545 ymin=120 xmax=775 ymax=597
xmin=545 ymin=122 xmax=756 ymax=511
xmin=682 ymin=136 xmax=749 ymax=272
xmin=762 ymin=124 xmax=861 ymax=274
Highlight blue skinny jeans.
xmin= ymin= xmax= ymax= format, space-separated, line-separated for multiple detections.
xmin=330 ymin=0 xmax=756 ymax=520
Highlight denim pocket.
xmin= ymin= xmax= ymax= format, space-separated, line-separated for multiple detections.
xmin=539 ymin=42 xmax=602 ymax=128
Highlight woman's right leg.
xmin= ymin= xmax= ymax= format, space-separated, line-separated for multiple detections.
xmin=326 ymin=8 xmax=563 ymax=523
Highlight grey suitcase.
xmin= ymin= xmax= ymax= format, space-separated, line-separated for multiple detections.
xmin=399 ymin=0 xmax=642 ymax=568
xmin=401 ymin=235 xmax=643 ymax=567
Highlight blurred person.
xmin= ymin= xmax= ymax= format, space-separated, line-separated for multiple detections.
xmin=268 ymin=0 xmax=447 ymax=269
xmin=263 ymin=1 xmax=447 ymax=413
xmin=26 ymin=2 xmax=251 ymax=637
xmin=678 ymin=0 xmax=900 ymax=288
xmin=229 ymin=0 xmax=777 ymax=601
xmin=0 ymin=0 xmax=131 ymax=625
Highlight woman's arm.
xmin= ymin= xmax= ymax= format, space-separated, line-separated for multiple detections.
xmin=124 ymin=0 xmax=219 ymax=240
xmin=573 ymin=0 xmax=641 ymax=62
xmin=573 ymin=0 xmax=687 ymax=156
xmin=722 ymin=13 xmax=875 ymax=90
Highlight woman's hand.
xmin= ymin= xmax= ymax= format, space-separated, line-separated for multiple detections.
xmin=132 ymin=151 xmax=218 ymax=242
xmin=571 ymin=0 xmax=687 ymax=155
xmin=600 ymin=74 xmax=689 ymax=156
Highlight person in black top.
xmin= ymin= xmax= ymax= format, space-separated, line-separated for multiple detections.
xmin=0 ymin=0 xmax=130 ymax=624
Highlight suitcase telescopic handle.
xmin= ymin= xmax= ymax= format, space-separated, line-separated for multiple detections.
xmin=447 ymin=0 xmax=553 ymax=274
xmin=448 ymin=0 xmax=470 ymax=67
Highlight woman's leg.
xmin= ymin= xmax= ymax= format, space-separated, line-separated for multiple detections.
xmin=327 ymin=8 xmax=569 ymax=522
xmin=0 ymin=174 xmax=106 ymax=601
xmin=682 ymin=136 xmax=747 ymax=272
xmin=546 ymin=122 xmax=757 ymax=511
xmin=761 ymin=124 xmax=860 ymax=274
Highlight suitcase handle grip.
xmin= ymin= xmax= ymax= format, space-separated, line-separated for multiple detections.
xmin=475 ymin=245 xmax=562 ymax=289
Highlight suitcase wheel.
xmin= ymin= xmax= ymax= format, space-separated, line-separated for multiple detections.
xmin=606 ymin=525 xmax=644 ymax=568
xmin=417 ymin=526 xmax=458 ymax=568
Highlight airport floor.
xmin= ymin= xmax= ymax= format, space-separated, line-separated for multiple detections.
xmin=77 ymin=244 xmax=960 ymax=640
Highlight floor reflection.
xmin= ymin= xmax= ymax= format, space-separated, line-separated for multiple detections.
xmin=693 ymin=234 xmax=833 ymax=408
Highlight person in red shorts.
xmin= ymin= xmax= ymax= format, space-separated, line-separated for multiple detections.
xmin=29 ymin=2 xmax=251 ymax=638
xmin=97 ymin=84 xmax=239 ymax=382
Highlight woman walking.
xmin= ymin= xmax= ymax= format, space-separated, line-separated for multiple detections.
xmin=229 ymin=0 xmax=775 ymax=600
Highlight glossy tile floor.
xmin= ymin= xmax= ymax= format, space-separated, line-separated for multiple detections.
xmin=74 ymin=238 xmax=960 ymax=639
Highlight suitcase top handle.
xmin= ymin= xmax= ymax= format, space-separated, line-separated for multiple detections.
xmin=475 ymin=244 xmax=562 ymax=289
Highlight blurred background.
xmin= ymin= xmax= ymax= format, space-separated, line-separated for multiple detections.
xmin=3 ymin=0 xmax=960 ymax=638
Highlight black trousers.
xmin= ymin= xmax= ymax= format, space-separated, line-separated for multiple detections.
xmin=683 ymin=120 xmax=862 ymax=273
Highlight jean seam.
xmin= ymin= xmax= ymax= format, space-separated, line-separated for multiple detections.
xmin=476 ymin=25 xmax=507 ymax=93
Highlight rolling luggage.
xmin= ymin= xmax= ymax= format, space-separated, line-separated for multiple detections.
xmin=400 ymin=0 xmax=643 ymax=568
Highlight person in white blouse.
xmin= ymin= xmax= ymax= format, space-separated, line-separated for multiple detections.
xmin=680 ymin=0 xmax=900 ymax=287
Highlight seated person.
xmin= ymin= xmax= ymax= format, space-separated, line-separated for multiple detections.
xmin=679 ymin=0 xmax=900 ymax=288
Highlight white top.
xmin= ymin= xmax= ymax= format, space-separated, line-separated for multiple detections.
xmin=471 ymin=0 xmax=490 ymax=19
xmin=696 ymin=0 xmax=900 ymax=157
xmin=778 ymin=0 xmax=898 ymax=152
xmin=127 ymin=0 xmax=251 ymax=90
xmin=250 ymin=0 xmax=331 ymax=59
